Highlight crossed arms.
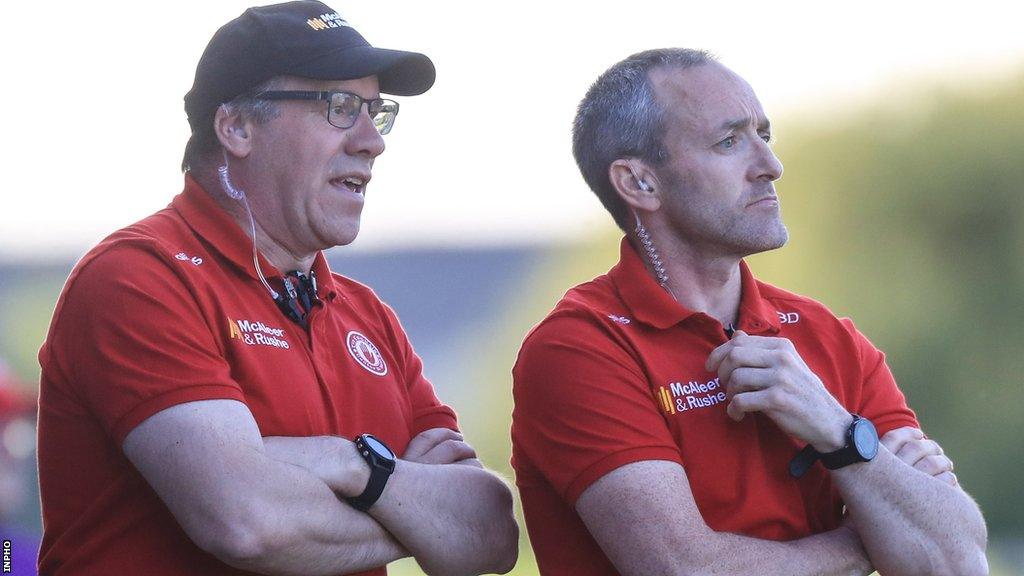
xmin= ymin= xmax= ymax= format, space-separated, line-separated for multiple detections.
xmin=123 ymin=399 xmax=518 ymax=576
xmin=575 ymin=332 xmax=988 ymax=576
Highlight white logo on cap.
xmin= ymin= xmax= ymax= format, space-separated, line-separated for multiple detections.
xmin=346 ymin=331 xmax=388 ymax=376
xmin=306 ymin=12 xmax=352 ymax=31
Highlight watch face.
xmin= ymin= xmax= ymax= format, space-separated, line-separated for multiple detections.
xmin=363 ymin=435 xmax=396 ymax=460
xmin=852 ymin=419 xmax=879 ymax=460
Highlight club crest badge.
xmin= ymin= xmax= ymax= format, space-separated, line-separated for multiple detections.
xmin=346 ymin=331 xmax=388 ymax=376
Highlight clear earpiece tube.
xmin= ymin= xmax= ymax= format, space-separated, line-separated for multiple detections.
xmin=219 ymin=151 xmax=280 ymax=301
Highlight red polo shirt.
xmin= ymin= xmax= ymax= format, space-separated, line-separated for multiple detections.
xmin=37 ymin=176 xmax=457 ymax=575
xmin=511 ymin=238 xmax=918 ymax=575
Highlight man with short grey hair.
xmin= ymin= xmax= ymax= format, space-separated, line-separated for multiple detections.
xmin=512 ymin=48 xmax=987 ymax=575
xmin=37 ymin=3 xmax=517 ymax=575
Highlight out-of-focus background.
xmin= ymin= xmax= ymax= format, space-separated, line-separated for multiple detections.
xmin=2 ymin=1 xmax=1023 ymax=574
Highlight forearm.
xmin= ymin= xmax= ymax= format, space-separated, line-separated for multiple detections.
xmin=691 ymin=526 xmax=872 ymax=576
xmin=370 ymin=459 xmax=518 ymax=576
xmin=612 ymin=525 xmax=871 ymax=576
xmin=265 ymin=435 xmax=518 ymax=576
xmin=832 ymin=446 xmax=988 ymax=576
xmin=213 ymin=452 xmax=407 ymax=575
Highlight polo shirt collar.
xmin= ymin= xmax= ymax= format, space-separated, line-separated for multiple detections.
xmin=609 ymin=237 xmax=780 ymax=335
xmin=172 ymin=175 xmax=337 ymax=299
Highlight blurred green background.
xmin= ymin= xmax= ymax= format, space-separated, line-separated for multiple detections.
xmin=1 ymin=71 xmax=1021 ymax=574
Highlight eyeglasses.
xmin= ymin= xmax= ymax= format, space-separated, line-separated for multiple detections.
xmin=254 ymin=90 xmax=400 ymax=135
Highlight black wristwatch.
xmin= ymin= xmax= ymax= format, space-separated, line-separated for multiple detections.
xmin=789 ymin=415 xmax=879 ymax=478
xmin=345 ymin=434 xmax=396 ymax=512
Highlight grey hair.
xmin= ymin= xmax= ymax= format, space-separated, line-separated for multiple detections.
xmin=181 ymin=76 xmax=286 ymax=173
xmin=572 ymin=48 xmax=717 ymax=231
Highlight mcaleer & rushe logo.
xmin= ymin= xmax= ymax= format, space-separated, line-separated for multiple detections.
xmin=306 ymin=12 xmax=352 ymax=31
xmin=657 ymin=377 xmax=727 ymax=415
xmin=228 ymin=317 xmax=290 ymax=349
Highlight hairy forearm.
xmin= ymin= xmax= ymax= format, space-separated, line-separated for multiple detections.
xmin=832 ymin=447 xmax=988 ymax=576
xmin=371 ymin=459 xmax=518 ymax=575
xmin=699 ymin=526 xmax=872 ymax=576
xmin=264 ymin=435 xmax=518 ymax=576
xmin=612 ymin=525 xmax=872 ymax=576
xmin=213 ymin=452 xmax=407 ymax=575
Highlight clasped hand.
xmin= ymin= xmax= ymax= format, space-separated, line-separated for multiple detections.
xmin=706 ymin=330 xmax=851 ymax=452
xmin=402 ymin=428 xmax=482 ymax=468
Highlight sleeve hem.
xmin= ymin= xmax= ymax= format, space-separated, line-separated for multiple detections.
xmin=411 ymin=408 xmax=460 ymax=436
xmin=564 ymin=446 xmax=684 ymax=505
xmin=112 ymin=384 xmax=247 ymax=445
xmin=873 ymin=416 xmax=922 ymax=439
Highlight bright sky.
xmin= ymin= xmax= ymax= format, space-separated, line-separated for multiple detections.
xmin=3 ymin=1 xmax=1023 ymax=261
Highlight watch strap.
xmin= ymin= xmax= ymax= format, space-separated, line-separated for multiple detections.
xmin=789 ymin=415 xmax=875 ymax=478
xmin=788 ymin=444 xmax=819 ymax=478
xmin=346 ymin=435 xmax=395 ymax=512
xmin=820 ymin=415 xmax=876 ymax=470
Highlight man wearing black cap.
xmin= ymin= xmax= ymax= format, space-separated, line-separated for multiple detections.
xmin=36 ymin=2 xmax=518 ymax=575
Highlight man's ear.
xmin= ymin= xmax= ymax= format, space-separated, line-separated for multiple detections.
xmin=213 ymin=105 xmax=254 ymax=158
xmin=609 ymin=159 xmax=661 ymax=213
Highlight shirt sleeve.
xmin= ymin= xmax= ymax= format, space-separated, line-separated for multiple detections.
xmin=840 ymin=318 xmax=920 ymax=437
xmin=512 ymin=314 xmax=683 ymax=505
xmin=48 ymin=243 xmax=245 ymax=445
xmin=377 ymin=300 xmax=459 ymax=435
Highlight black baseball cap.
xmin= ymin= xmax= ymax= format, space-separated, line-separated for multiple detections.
xmin=184 ymin=0 xmax=436 ymax=133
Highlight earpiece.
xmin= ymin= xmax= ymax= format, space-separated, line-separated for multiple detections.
xmin=631 ymin=170 xmax=652 ymax=192
xmin=218 ymin=150 xmax=246 ymax=200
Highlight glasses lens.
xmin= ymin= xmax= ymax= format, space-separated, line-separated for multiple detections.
xmin=328 ymin=92 xmax=363 ymax=129
xmin=369 ymin=100 xmax=399 ymax=135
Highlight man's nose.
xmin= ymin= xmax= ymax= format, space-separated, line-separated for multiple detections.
xmin=345 ymin=108 xmax=386 ymax=158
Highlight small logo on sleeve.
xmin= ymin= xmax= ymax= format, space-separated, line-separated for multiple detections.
xmin=174 ymin=251 xmax=203 ymax=266
xmin=346 ymin=331 xmax=388 ymax=376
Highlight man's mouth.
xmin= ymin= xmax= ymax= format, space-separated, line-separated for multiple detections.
xmin=747 ymin=195 xmax=779 ymax=208
xmin=330 ymin=175 xmax=368 ymax=196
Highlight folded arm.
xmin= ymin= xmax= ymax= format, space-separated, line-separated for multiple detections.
xmin=831 ymin=428 xmax=988 ymax=576
xmin=263 ymin=427 xmax=518 ymax=576
xmin=708 ymin=332 xmax=988 ymax=576
xmin=576 ymin=460 xmax=874 ymax=576
xmin=123 ymin=399 xmax=407 ymax=576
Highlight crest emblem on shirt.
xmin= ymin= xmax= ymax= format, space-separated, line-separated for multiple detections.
xmin=346 ymin=331 xmax=388 ymax=376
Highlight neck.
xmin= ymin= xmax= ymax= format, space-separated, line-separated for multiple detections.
xmin=629 ymin=231 xmax=744 ymax=327
xmin=194 ymin=167 xmax=317 ymax=275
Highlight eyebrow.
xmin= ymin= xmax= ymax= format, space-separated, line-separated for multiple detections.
xmin=719 ymin=117 xmax=772 ymax=133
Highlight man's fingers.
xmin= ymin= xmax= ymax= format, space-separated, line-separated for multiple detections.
xmin=895 ymin=438 xmax=943 ymax=467
xmin=880 ymin=427 xmax=925 ymax=454
xmin=402 ymin=428 xmax=464 ymax=460
xmin=421 ymin=439 xmax=478 ymax=465
xmin=716 ymin=347 xmax=778 ymax=388
xmin=706 ymin=340 xmax=736 ymax=372
xmin=726 ymin=389 xmax=773 ymax=422
xmin=455 ymin=457 xmax=485 ymax=469
xmin=914 ymin=454 xmax=954 ymax=477
xmin=706 ymin=331 xmax=792 ymax=372
xmin=416 ymin=428 xmax=464 ymax=443
xmin=723 ymin=367 xmax=775 ymax=400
